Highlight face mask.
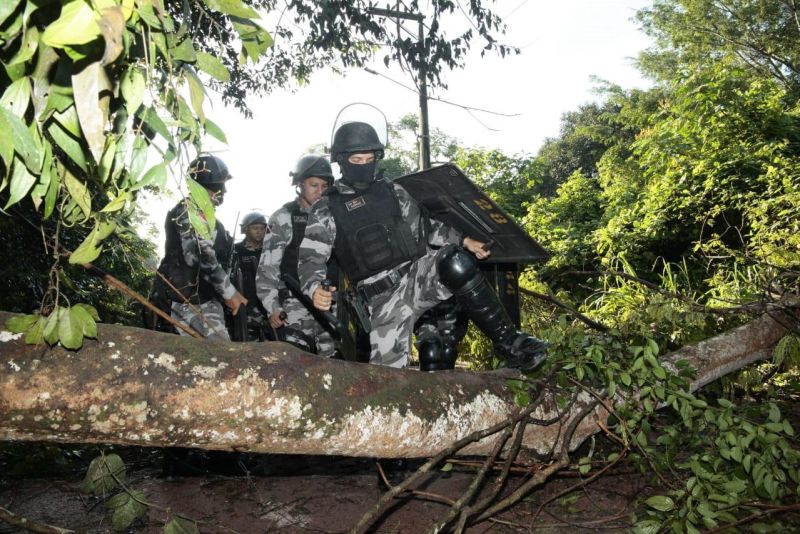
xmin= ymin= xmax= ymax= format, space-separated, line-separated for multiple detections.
xmin=340 ymin=159 xmax=377 ymax=191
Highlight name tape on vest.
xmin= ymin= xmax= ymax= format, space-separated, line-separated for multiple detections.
xmin=345 ymin=196 xmax=366 ymax=211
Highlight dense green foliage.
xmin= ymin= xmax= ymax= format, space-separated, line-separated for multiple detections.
xmin=447 ymin=1 xmax=800 ymax=531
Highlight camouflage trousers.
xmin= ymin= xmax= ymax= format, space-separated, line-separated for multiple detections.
xmin=280 ymin=296 xmax=337 ymax=358
xmin=366 ymin=248 xmax=453 ymax=368
xmin=171 ymin=300 xmax=230 ymax=341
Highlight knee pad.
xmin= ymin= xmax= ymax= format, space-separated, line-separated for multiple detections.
xmin=437 ymin=244 xmax=480 ymax=295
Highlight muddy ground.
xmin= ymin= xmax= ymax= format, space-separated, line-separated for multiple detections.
xmin=0 ymin=444 xmax=646 ymax=533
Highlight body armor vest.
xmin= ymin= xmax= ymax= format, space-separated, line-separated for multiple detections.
xmin=328 ymin=180 xmax=426 ymax=283
xmin=232 ymin=242 xmax=262 ymax=302
xmin=162 ymin=202 xmax=231 ymax=304
xmin=279 ymin=201 xmax=307 ymax=282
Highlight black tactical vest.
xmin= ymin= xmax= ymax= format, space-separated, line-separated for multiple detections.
xmin=279 ymin=201 xmax=307 ymax=282
xmin=232 ymin=241 xmax=261 ymax=302
xmin=328 ymin=180 xmax=426 ymax=283
xmin=162 ymin=202 xmax=232 ymax=303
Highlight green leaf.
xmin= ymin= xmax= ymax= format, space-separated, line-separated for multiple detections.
xmin=81 ymin=453 xmax=126 ymax=496
xmin=64 ymin=173 xmax=92 ymax=218
xmin=1 ymin=77 xmax=32 ymax=117
xmin=203 ymin=0 xmax=258 ymax=18
xmin=74 ymin=303 xmax=100 ymax=321
xmin=620 ymin=372 xmax=632 ymax=387
xmin=101 ymin=191 xmax=129 ymax=212
xmin=121 ymin=67 xmax=145 ymax=115
xmin=138 ymin=106 xmax=170 ymax=141
xmin=652 ymin=365 xmax=666 ymax=380
xmin=578 ymin=456 xmax=591 ymax=475
xmin=195 ymin=52 xmax=230 ymax=82
xmin=58 ymin=305 xmax=84 ymax=349
xmin=164 ymin=516 xmax=199 ymax=534
xmin=768 ymin=403 xmax=781 ymax=423
xmin=5 ymin=159 xmax=37 ymax=209
xmin=186 ymin=178 xmax=215 ymax=237
xmin=5 ymin=314 xmax=39 ymax=334
xmin=185 ymin=69 xmax=205 ymax=123
xmin=168 ymin=33 xmax=196 ymax=62
xmin=203 ymin=118 xmax=226 ymax=143
xmin=47 ymin=121 xmax=88 ymax=172
xmin=633 ymin=520 xmax=661 ymax=534
xmin=0 ymin=107 xmax=42 ymax=172
xmin=231 ymin=17 xmax=273 ymax=63
xmin=42 ymin=0 xmax=101 ymax=48
xmin=645 ymin=495 xmax=675 ymax=512
xmin=108 ymin=490 xmax=147 ymax=531
xmin=42 ymin=307 xmax=62 ymax=345
xmin=440 ymin=462 xmax=453 ymax=472
xmin=70 ymin=306 xmax=97 ymax=338
xmin=0 ymin=0 xmax=22 ymax=27
xmin=72 ymin=61 xmax=109 ymax=163
xmin=132 ymin=162 xmax=167 ymax=191
xmin=9 ymin=25 xmax=40 ymax=66
xmin=53 ymin=104 xmax=82 ymax=137
xmin=25 ymin=316 xmax=47 ymax=344
xmin=30 ymin=145 xmax=53 ymax=209
xmin=43 ymin=165 xmax=60 ymax=219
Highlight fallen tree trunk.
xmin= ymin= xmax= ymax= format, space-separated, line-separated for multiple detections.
xmin=0 ymin=310 xmax=789 ymax=458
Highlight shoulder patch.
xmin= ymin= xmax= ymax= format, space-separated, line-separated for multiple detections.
xmin=345 ymin=196 xmax=366 ymax=211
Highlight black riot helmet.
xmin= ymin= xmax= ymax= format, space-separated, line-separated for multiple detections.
xmin=290 ymin=154 xmax=334 ymax=186
xmin=187 ymin=155 xmax=231 ymax=187
xmin=240 ymin=212 xmax=267 ymax=232
xmin=329 ymin=122 xmax=385 ymax=163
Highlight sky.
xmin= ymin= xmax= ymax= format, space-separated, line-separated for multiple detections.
xmin=141 ymin=0 xmax=655 ymax=252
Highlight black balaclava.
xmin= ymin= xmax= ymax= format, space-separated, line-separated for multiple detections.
xmin=339 ymin=155 xmax=377 ymax=191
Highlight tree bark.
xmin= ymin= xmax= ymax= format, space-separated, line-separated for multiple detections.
xmin=0 ymin=311 xmax=789 ymax=458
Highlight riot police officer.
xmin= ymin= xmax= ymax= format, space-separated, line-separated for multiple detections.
xmin=299 ymin=122 xmax=547 ymax=370
xmin=230 ymin=212 xmax=270 ymax=341
xmin=255 ymin=154 xmax=337 ymax=356
xmin=160 ymin=155 xmax=247 ymax=340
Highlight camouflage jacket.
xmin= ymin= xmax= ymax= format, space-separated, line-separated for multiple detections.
xmin=298 ymin=179 xmax=462 ymax=298
xmin=167 ymin=201 xmax=236 ymax=301
xmin=255 ymin=198 xmax=308 ymax=314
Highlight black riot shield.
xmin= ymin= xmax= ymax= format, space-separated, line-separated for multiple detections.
xmin=394 ymin=164 xmax=549 ymax=265
xmin=396 ymin=163 xmax=548 ymax=329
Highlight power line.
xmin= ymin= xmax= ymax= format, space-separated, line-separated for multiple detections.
xmin=363 ymin=67 xmax=520 ymax=118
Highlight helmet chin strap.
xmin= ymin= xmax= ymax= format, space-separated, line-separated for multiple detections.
xmin=340 ymin=159 xmax=377 ymax=191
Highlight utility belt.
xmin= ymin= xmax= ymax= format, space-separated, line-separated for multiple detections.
xmin=356 ymin=262 xmax=412 ymax=302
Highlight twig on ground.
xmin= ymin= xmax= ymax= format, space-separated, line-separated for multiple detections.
xmin=703 ymin=502 xmax=800 ymax=534
xmin=0 ymin=506 xmax=74 ymax=534
xmin=349 ymin=378 xmax=550 ymax=534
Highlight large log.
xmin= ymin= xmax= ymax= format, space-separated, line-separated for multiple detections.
xmin=0 ymin=311 xmax=789 ymax=458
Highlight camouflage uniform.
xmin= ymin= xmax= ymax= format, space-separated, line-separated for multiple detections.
xmin=231 ymin=240 xmax=269 ymax=341
xmin=299 ymin=179 xmax=463 ymax=368
xmin=256 ymin=200 xmax=336 ymax=357
xmin=163 ymin=201 xmax=235 ymax=341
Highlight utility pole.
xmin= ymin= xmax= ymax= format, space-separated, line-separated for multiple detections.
xmin=367 ymin=7 xmax=431 ymax=170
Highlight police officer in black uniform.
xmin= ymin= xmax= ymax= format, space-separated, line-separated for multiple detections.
xmin=159 ymin=155 xmax=246 ymax=340
xmin=230 ymin=212 xmax=270 ymax=341
xmin=300 ymin=122 xmax=548 ymax=370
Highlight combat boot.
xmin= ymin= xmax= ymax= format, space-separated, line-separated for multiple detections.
xmin=417 ymin=337 xmax=458 ymax=371
xmin=437 ymin=245 xmax=547 ymax=371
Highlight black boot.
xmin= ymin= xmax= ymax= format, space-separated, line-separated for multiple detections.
xmin=418 ymin=337 xmax=458 ymax=371
xmin=438 ymin=246 xmax=547 ymax=371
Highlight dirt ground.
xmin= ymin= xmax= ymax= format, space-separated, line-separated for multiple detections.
xmin=0 ymin=444 xmax=646 ymax=533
